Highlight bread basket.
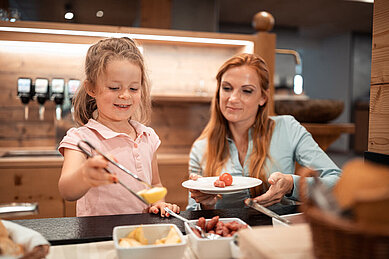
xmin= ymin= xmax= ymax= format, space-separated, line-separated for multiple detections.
xmin=299 ymin=166 xmax=389 ymax=259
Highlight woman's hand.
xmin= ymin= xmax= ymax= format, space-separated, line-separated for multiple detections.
xmin=80 ymin=155 xmax=117 ymax=188
xmin=252 ymin=172 xmax=293 ymax=207
xmin=188 ymin=173 xmax=221 ymax=209
xmin=148 ymin=201 xmax=180 ymax=217
xmin=190 ymin=190 xmax=222 ymax=210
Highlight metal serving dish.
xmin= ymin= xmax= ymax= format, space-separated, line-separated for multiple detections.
xmin=0 ymin=202 xmax=38 ymax=218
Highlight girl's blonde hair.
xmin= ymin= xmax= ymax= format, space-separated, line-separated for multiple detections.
xmin=73 ymin=37 xmax=151 ymax=126
xmin=199 ymin=53 xmax=275 ymax=196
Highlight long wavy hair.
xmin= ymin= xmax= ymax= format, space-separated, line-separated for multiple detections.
xmin=199 ymin=53 xmax=275 ymax=196
xmin=73 ymin=37 xmax=151 ymax=126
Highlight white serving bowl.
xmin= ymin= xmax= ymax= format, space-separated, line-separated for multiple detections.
xmin=113 ymin=224 xmax=186 ymax=259
xmin=272 ymin=212 xmax=306 ymax=227
xmin=184 ymin=217 xmax=249 ymax=259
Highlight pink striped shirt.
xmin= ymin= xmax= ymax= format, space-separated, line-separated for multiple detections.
xmin=58 ymin=119 xmax=160 ymax=217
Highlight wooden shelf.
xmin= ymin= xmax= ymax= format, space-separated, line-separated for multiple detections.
xmin=151 ymin=94 xmax=212 ymax=103
xmin=302 ymin=123 xmax=356 ymax=151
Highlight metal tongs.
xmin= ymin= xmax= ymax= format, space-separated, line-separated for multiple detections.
xmin=77 ymin=140 xmax=151 ymax=205
xmin=245 ymin=198 xmax=291 ymax=225
xmin=164 ymin=207 xmax=221 ymax=240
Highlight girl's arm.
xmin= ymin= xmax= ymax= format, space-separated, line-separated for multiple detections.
xmin=58 ymin=148 xmax=116 ymax=201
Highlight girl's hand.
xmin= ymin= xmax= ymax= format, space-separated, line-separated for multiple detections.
xmin=190 ymin=189 xmax=222 ymax=210
xmin=251 ymin=172 xmax=293 ymax=207
xmin=80 ymin=155 xmax=117 ymax=188
xmin=148 ymin=201 xmax=180 ymax=217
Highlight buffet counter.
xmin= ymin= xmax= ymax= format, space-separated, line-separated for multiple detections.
xmin=12 ymin=206 xmax=299 ymax=245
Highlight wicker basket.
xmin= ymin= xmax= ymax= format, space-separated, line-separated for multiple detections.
xmin=299 ymin=172 xmax=389 ymax=259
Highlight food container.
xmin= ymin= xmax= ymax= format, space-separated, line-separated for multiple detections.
xmin=113 ymin=224 xmax=186 ymax=259
xmin=272 ymin=212 xmax=306 ymax=227
xmin=184 ymin=218 xmax=249 ymax=259
xmin=0 ymin=220 xmax=49 ymax=259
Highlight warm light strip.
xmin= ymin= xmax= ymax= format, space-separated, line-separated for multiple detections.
xmin=0 ymin=40 xmax=90 ymax=55
xmin=0 ymin=40 xmax=144 ymax=54
xmin=0 ymin=26 xmax=254 ymax=48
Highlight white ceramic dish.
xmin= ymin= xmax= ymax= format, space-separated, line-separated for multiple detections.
xmin=182 ymin=176 xmax=262 ymax=194
xmin=184 ymin=217 xmax=250 ymax=259
xmin=0 ymin=220 xmax=49 ymax=259
xmin=272 ymin=212 xmax=306 ymax=227
xmin=113 ymin=224 xmax=186 ymax=259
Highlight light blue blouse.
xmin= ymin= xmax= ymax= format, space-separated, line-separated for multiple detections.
xmin=186 ymin=115 xmax=341 ymax=210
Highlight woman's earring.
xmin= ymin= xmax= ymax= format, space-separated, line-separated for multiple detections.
xmin=92 ymin=109 xmax=99 ymax=120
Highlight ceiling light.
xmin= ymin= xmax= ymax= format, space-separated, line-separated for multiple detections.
xmin=293 ymin=75 xmax=303 ymax=95
xmin=96 ymin=10 xmax=104 ymax=18
xmin=64 ymin=3 xmax=74 ymax=20
xmin=64 ymin=12 xmax=74 ymax=20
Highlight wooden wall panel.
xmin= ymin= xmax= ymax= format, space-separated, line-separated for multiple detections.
xmin=151 ymin=102 xmax=210 ymax=154
xmin=158 ymin=163 xmax=189 ymax=209
xmin=0 ymin=41 xmax=85 ymax=148
xmin=144 ymin=43 xmax=240 ymax=96
xmin=368 ymin=84 xmax=389 ymax=154
xmin=370 ymin=0 xmax=389 ymax=85
xmin=141 ymin=0 xmax=172 ymax=29
xmin=0 ymin=29 xmax=243 ymax=149
xmin=369 ymin=0 xmax=389 ymax=154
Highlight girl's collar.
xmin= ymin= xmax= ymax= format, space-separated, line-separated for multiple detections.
xmin=85 ymin=119 xmax=150 ymax=139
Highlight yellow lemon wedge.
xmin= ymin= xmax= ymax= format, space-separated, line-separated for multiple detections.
xmin=155 ymin=226 xmax=181 ymax=245
xmin=137 ymin=187 xmax=167 ymax=204
xmin=119 ymin=237 xmax=143 ymax=247
xmin=127 ymin=227 xmax=148 ymax=245
xmin=164 ymin=226 xmax=181 ymax=244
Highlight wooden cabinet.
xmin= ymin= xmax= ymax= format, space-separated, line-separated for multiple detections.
xmin=0 ymin=156 xmax=76 ymax=219
xmin=157 ymin=154 xmax=189 ymax=209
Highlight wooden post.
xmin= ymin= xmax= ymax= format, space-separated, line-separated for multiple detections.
xmin=252 ymin=12 xmax=276 ymax=115
xmin=369 ymin=0 xmax=389 ymax=155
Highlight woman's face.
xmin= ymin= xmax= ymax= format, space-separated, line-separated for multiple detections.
xmin=88 ymin=59 xmax=142 ymax=123
xmin=219 ymin=65 xmax=267 ymax=126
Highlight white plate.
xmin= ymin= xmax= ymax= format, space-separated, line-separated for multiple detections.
xmin=182 ymin=176 xmax=262 ymax=194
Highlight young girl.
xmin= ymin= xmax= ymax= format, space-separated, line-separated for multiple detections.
xmin=58 ymin=37 xmax=179 ymax=217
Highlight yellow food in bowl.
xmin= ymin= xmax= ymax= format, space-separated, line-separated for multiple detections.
xmin=155 ymin=226 xmax=181 ymax=245
xmin=119 ymin=226 xmax=181 ymax=247
xmin=137 ymin=187 xmax=167 ymax=204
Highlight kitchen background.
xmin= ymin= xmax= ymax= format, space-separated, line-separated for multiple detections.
xmin=0 ymin=0 xmax=373 ymax=163
xmin=0 ymin=0 xmax=374 ymax=218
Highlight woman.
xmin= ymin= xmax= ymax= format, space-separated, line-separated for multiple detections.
xmin=187 ymin=53 xmax=341 ymax=210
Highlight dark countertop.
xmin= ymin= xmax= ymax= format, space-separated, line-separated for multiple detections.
xmin=13 ymin=206 xmax=299 ymax=246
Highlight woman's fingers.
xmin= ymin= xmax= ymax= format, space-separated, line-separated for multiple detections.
xmin=268 ymin=172 xmax=282 ymax=185
xmin=190 ymin=190 xmax=215 ymax=202
xmin=189 ymin=173 xmax=201 ymax=180
xmin=253 ymin=173 xmax=293 ymax=207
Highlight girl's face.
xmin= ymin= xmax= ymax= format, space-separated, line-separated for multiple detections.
xmin=219 ymin=65 xmax=267 ymax=126
xmin=88 ymin=59 xmax=142 ymax=123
